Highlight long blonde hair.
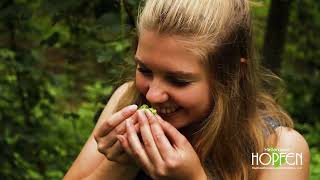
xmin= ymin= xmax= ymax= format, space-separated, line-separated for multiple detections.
xmin=114 ymin=0 xmax=293 ymax=179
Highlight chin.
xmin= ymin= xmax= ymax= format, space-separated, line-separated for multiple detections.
xmin=163 ymin=117 xmax=188 ymax=129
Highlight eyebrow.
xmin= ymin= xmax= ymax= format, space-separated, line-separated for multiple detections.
xmin=134 ymin=57 xmax=200 ymax=79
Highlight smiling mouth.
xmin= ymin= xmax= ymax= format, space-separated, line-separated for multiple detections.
xmin=158 ymin=107 xmax=182 ymax=117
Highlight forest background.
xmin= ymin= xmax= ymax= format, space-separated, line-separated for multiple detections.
xmin=0 ymin=0 xmax=319 ymax=179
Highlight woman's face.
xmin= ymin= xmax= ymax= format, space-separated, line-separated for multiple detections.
xmin=135 ymin=31 xmax=212 ymax=129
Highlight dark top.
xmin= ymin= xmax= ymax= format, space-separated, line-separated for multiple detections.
xmin=134 ymin=117 xmax=282 ymax=180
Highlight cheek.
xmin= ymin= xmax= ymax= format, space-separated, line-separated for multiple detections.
xmin=183 ymin=85 xmax=211 ymax=112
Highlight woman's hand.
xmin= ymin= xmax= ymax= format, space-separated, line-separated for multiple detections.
xmin=93 ymin=104 xmax=140 ymax=165
xmin=117 ymin=109 xmax=207 ymax=180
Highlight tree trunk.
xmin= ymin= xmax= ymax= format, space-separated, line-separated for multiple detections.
xmin=262 ymin=0 xmax=293 ymax=75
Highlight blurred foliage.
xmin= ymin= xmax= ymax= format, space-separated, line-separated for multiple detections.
xmin=283 ymin=1 xmax=320 ymax=178
xmin=0 ymin=0 xmax=319 ymax=179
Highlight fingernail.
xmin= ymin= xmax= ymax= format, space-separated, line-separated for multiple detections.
xmin=145 ymin=110 xmax=155 ymax=121
xmin=116 ymin=135 xmax=124 ymax=143
xmin=138 ymin=109 xmax=145 ymax=117
xmin=145 ymin=109 xmax=151 ymax=115
xmin=127 ymin=104 xmax=138 ymax=111
xmin=137 ymin=110 xmax=146 ymax=122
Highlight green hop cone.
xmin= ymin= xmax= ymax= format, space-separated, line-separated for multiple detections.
xmin=139 ymin=104 xmax=157 ymax=115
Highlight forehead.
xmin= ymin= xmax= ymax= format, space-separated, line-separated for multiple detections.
xmin=136 ymin=31 xmax=203 ymax=73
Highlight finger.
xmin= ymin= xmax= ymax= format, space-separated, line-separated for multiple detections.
xmin=156 ymin=114 xmax=187 ymax=147
xmin=116 ymin=125 xmax=140 ymax=150
xmin=105 ymin=123 xmax=140 ymax=163
xmin=102 ymin=113 xmax=139 ymax=147
xmin=125 ymin=119 xmax=152 ymax=170
xmin=117 ymin=135 xmax=133 ymax=157
xmin=137 ymin=110 xmax=163 ymax=163
xmin=113 ymin=112 xmax=139 ymax=135
xmin=101 ymin=113 xmax=139 ymax=148
xmin=116 ymin=122 xmax=142 ymax=154
xmin=117 ymin=132 xmax=148 ymax=167
xmin=108 ymin=122 xmax=141 ymax=156
xmin=105 ymin=140 xmax=124 ymax=160
xmin=96 ymin=104 xmax=138 ymax=137
xmin=116 ymin=135 xmax=140 ymax=165
xmin=145 ymin=110 xmax=174 ymax=159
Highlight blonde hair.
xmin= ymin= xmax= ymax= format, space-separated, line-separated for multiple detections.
xmin=115 ymin=0 xmax=293 ymax=179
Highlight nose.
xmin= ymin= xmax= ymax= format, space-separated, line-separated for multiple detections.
xmin=145 ymin=80 xmax=169 ymax=104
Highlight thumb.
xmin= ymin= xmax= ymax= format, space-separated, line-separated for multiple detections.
xmin=155 ymin=115 xmax=187 ymax=147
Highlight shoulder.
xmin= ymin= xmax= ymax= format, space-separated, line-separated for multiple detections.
xmin=111 ymin=81 xmax=134 ymax=101
xmin=106 ymin=81 xmax=133 ymax=109
xmin=273 ymin=127 xmax=310 ymax=164
xmin=274 ymin=127 xmax=309 ymax=153
xmin=257 ymin=127 xmax=310 ymax=179
xmin=95 ymin=81 xmax=134 ymax=127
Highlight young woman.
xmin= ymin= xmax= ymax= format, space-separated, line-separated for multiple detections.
xmin=64 ymin=0 xmax=310 ymax=179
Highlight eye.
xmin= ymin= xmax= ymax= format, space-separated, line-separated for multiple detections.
xmin=168 ymin=78 xmax=191 ymax=87
xmin=137 ymin=67 xmax=152 ymax=76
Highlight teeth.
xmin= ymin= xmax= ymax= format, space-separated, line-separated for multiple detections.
xmin=159 ymin=107 xmax=179 ymax=114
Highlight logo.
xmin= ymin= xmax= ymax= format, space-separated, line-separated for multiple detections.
xmin=251 ymin=147 xmax=303 ymax=169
